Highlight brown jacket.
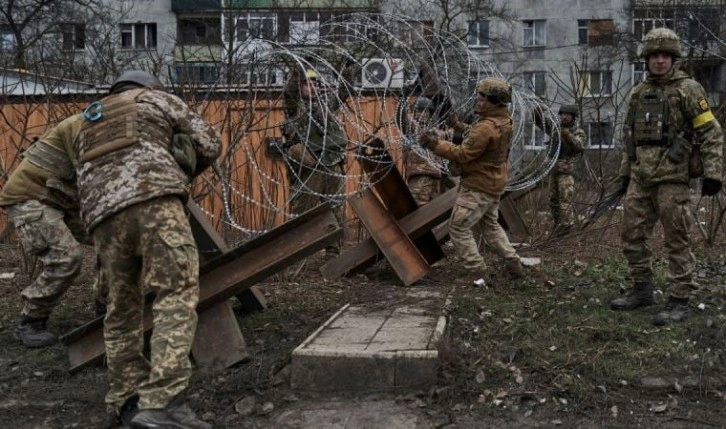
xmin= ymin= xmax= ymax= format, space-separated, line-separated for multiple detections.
xmin=432 ymin=106 xmax=512 ymax=196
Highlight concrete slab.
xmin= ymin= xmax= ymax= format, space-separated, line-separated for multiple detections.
xmin=291 ymin=291 xmax=446 ymax=392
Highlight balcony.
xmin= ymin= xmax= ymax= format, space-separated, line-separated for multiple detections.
xmin=171 ymin=0 xmax=221 ymax=12
xmin=174 ymin=45 xmax=223 ymax=63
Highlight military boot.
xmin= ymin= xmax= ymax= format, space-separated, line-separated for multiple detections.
xmin=505 ymin=259 xmax=526 ymax=280
xmin=653 ymin=297 xmax=690 ymax=326
xmin=609 ymin=281 xmax=655 ymax=311
xmin=14 ymin=316 xmax=57 ymax=348
xmin=131 ymin=396 xmax=211 ymax=429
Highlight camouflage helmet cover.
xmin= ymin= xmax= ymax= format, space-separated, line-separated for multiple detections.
xmin=413 ymin=97 xmax=434 ymax=111
xmin=558 ymin=104 xmax=578 ymax=117
xmin=110 ymin=70 xmax=164 ymax=93
xmin=476 ymin=77 xmax=511 ymax=104
xmin=640 ymin=27 xmax=682 ymax=59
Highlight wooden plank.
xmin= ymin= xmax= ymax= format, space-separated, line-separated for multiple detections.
xmin=498 ymin=194 xmax=530 ymax=239
xmin=349 ymin=189 xmax=429 ymax=286
xmin=192 ymin=300 xmax=250 ymax=372
xmin=321 ymin=187 xmax=457 ymax=280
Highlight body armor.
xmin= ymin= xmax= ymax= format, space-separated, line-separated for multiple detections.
xmin=633 ymin=86 xmax=670 ymax=144
xmin=477 ymin=116 xmax=512 ymax=165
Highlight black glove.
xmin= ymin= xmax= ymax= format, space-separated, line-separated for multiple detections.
xmin=702 ymin=178 xmax=723 ymax=196
xmin=619 ymin=176 xmax=630 ymax=196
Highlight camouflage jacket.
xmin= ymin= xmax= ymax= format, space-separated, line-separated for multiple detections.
xmin=619 ymin=68 xmax=723 ymax=186
xmin=533 ymin=110 xmax=586 ymax=175
xmin=70 ymin=89 xmax=221 ymax=231
xmin=431 ymin=105 xmax=512 ymax=196
xmin=283 ymin=73 xmax=352 ymax=167
xmin=404 ymin=142 xmax=442 ymax=179
xmin=0 ymin=114 xmax=83 ymax=209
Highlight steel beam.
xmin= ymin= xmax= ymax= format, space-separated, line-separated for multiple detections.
xmin=348 ymin=189 xmax=429 ymax=286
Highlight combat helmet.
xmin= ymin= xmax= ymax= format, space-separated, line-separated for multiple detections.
xmin=640 ymin=27 xmax=682 ymax=59
xmin=109 ymin=70 xmax=164 ymax=94
xmin=558 ymin=104 xmax=578 ymax=118
xmin=413 ymin=97 xmax=434 ymax=112
xmin=476 ymin=77 xmax=511 ymax=104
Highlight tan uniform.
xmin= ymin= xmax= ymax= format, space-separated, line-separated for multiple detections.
xmin=431 ymin=105 xmax=521 ymax=271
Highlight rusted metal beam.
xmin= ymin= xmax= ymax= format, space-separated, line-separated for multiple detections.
xmin=191 ymin=300 xmax=250 ymax=372
xmin=348 ymin=189 xmax=429 ymax=285
xmin=356 ymin=138 xmax=444 ymax=264
xmin=187 ymin=201 xmax=267 ymax=312
xmin=321 ymin=187 xmax=457 ymax=280
xmin=61 ymin=204 xmax=342 ymax=373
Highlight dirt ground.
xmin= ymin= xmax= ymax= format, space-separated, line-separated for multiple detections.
xmin=2 ymin=213 xmax=726 ymax=428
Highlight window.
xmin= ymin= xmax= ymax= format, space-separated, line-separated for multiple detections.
xmin=524 ymin=122 xmax=547 ymax=149
xmin=578 ymin=70 xmax=612 ymax=97
xmin=120 ymin=23 xmax=157 ymax=50
xmin=236 ymin=13 xmax=275 ymax=42
xmin=342 ymin=21 xmax=376 ymax=42
xmin=397 ymin=20 xmax=433 ymax=47
xmin=632 ymin=62 xmax=646 ymax=86
xmin=61 ymin=23 xmax=85 ymax=51
xmin=179 ymin=18 xmax=221 ymax=45
xmin=633 ymin=9 xmax=675 ymax=41
xmin=173 ymin=63 xmax=220 ymax=84
xmin=578 ymin=19 xmax=614 ymax=46
xmin=229 ymin=63 xmax=285 ymax=87
xmin=584 ymin=121 xmax=614 ymax=148
xmin=0 ymin=25 xmax=15 ymax=54
xmin=523 ymin=71 xmax=546 ymax=96
xmin=468 ymin=20 xmax=490 ymax=47
xmin=523 ymin=20 xmax=546 ymax=46
xmin=289 ymin=13 xmax=320 ymax=44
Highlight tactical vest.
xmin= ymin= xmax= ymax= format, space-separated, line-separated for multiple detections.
xmin=478 ymin=116 xmax=512 ymax=165
xmin=78 ymin=88 xmax=154 ymax=163
xmin=632 ymin=85 xmax=678 ymax=146
xmin=23 ymin=139 xmax=75 ymax=180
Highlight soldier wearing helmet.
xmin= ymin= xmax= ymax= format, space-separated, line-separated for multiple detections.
xmin=282 ymin=64 xmax=357 ymax=256
xmin=419 ymin=77 xmax=526 ymax=282
xmin=533 ymin=103 xmax=586 ymax=235
xmin=611 ymin=28 xmax=724 ymax=326
xmin=64 ymin=70 xmax=221 ymax=428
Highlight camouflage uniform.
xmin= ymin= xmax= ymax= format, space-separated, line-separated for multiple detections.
xmin=426 ymin=79 xmax=524 ymax=278
xmin=534 ymin=108 xmax=586 ymax=228
xmin=0 ymin=114 xmax=89 ymax=346
xmin=614 ymin=28 xmax=723 ymax=324
xmin=67 ymin=81 xmax=220 ymax=413
xmin=283 ymin=70 xmax=351 ymax=252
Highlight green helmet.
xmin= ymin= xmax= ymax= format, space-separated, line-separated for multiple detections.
xmin=110 ymin=70 xmax=163 ymax=94
xmin=476 ymin=77 xmax=511 ymax=104
xmin=558 ymin=104 xmax=578 ymax=117
xmin=640 ymin=27 xmax=682 ymax=59
xmin=413 ymin=97 xmax=434 ymax=112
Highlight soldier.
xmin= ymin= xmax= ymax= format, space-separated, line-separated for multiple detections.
xmin=610 ymin=28 xmax=723 ymax=326
xmin=282 ymin=66 xmax=354 ymax=255
xmin=420 ymin=77 xmax=526 ymax=282
xmin=66 ymin=70 xmax=221 ymax=428
xmin=534 ymin=104 xmax=586 ymax=234
xmin=403 ymin=97 xmax=445 ymax=205
xmin=0 ymin=114 xmax=88 ymax=348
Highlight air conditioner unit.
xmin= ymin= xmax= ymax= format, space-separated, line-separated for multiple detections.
xmin=361 ymin=58 xmax=407 ymax=89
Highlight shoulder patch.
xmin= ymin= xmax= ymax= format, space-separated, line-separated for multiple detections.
xmin=698 ymin=97 xmax=709 ymax=112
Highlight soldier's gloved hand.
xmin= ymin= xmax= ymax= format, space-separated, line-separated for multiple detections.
xmin=701 ymin=178 xmax=723 ymax=196
xmin=619 ymin=176 xmax=630 ymax=196
xmin=419 ymin=131 xmax=440 ymax=150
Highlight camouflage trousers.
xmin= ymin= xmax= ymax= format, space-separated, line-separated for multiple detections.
xmin=549 ymin=172 xmax=576 ymax=227
xmin=449 ymin=187 xmax=519 ymax=271
xmin=5 ymin=200 xmax=83 ymax=319
xmin=289 ymin=163 xmax=345 ymax=250
xmin=621 ymin=181 xmax=694 ymax=299
xmin=93 ymin=196 xmax=199 ymax=410
xmin=407 ymin=174 xmax=441 ymax=206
